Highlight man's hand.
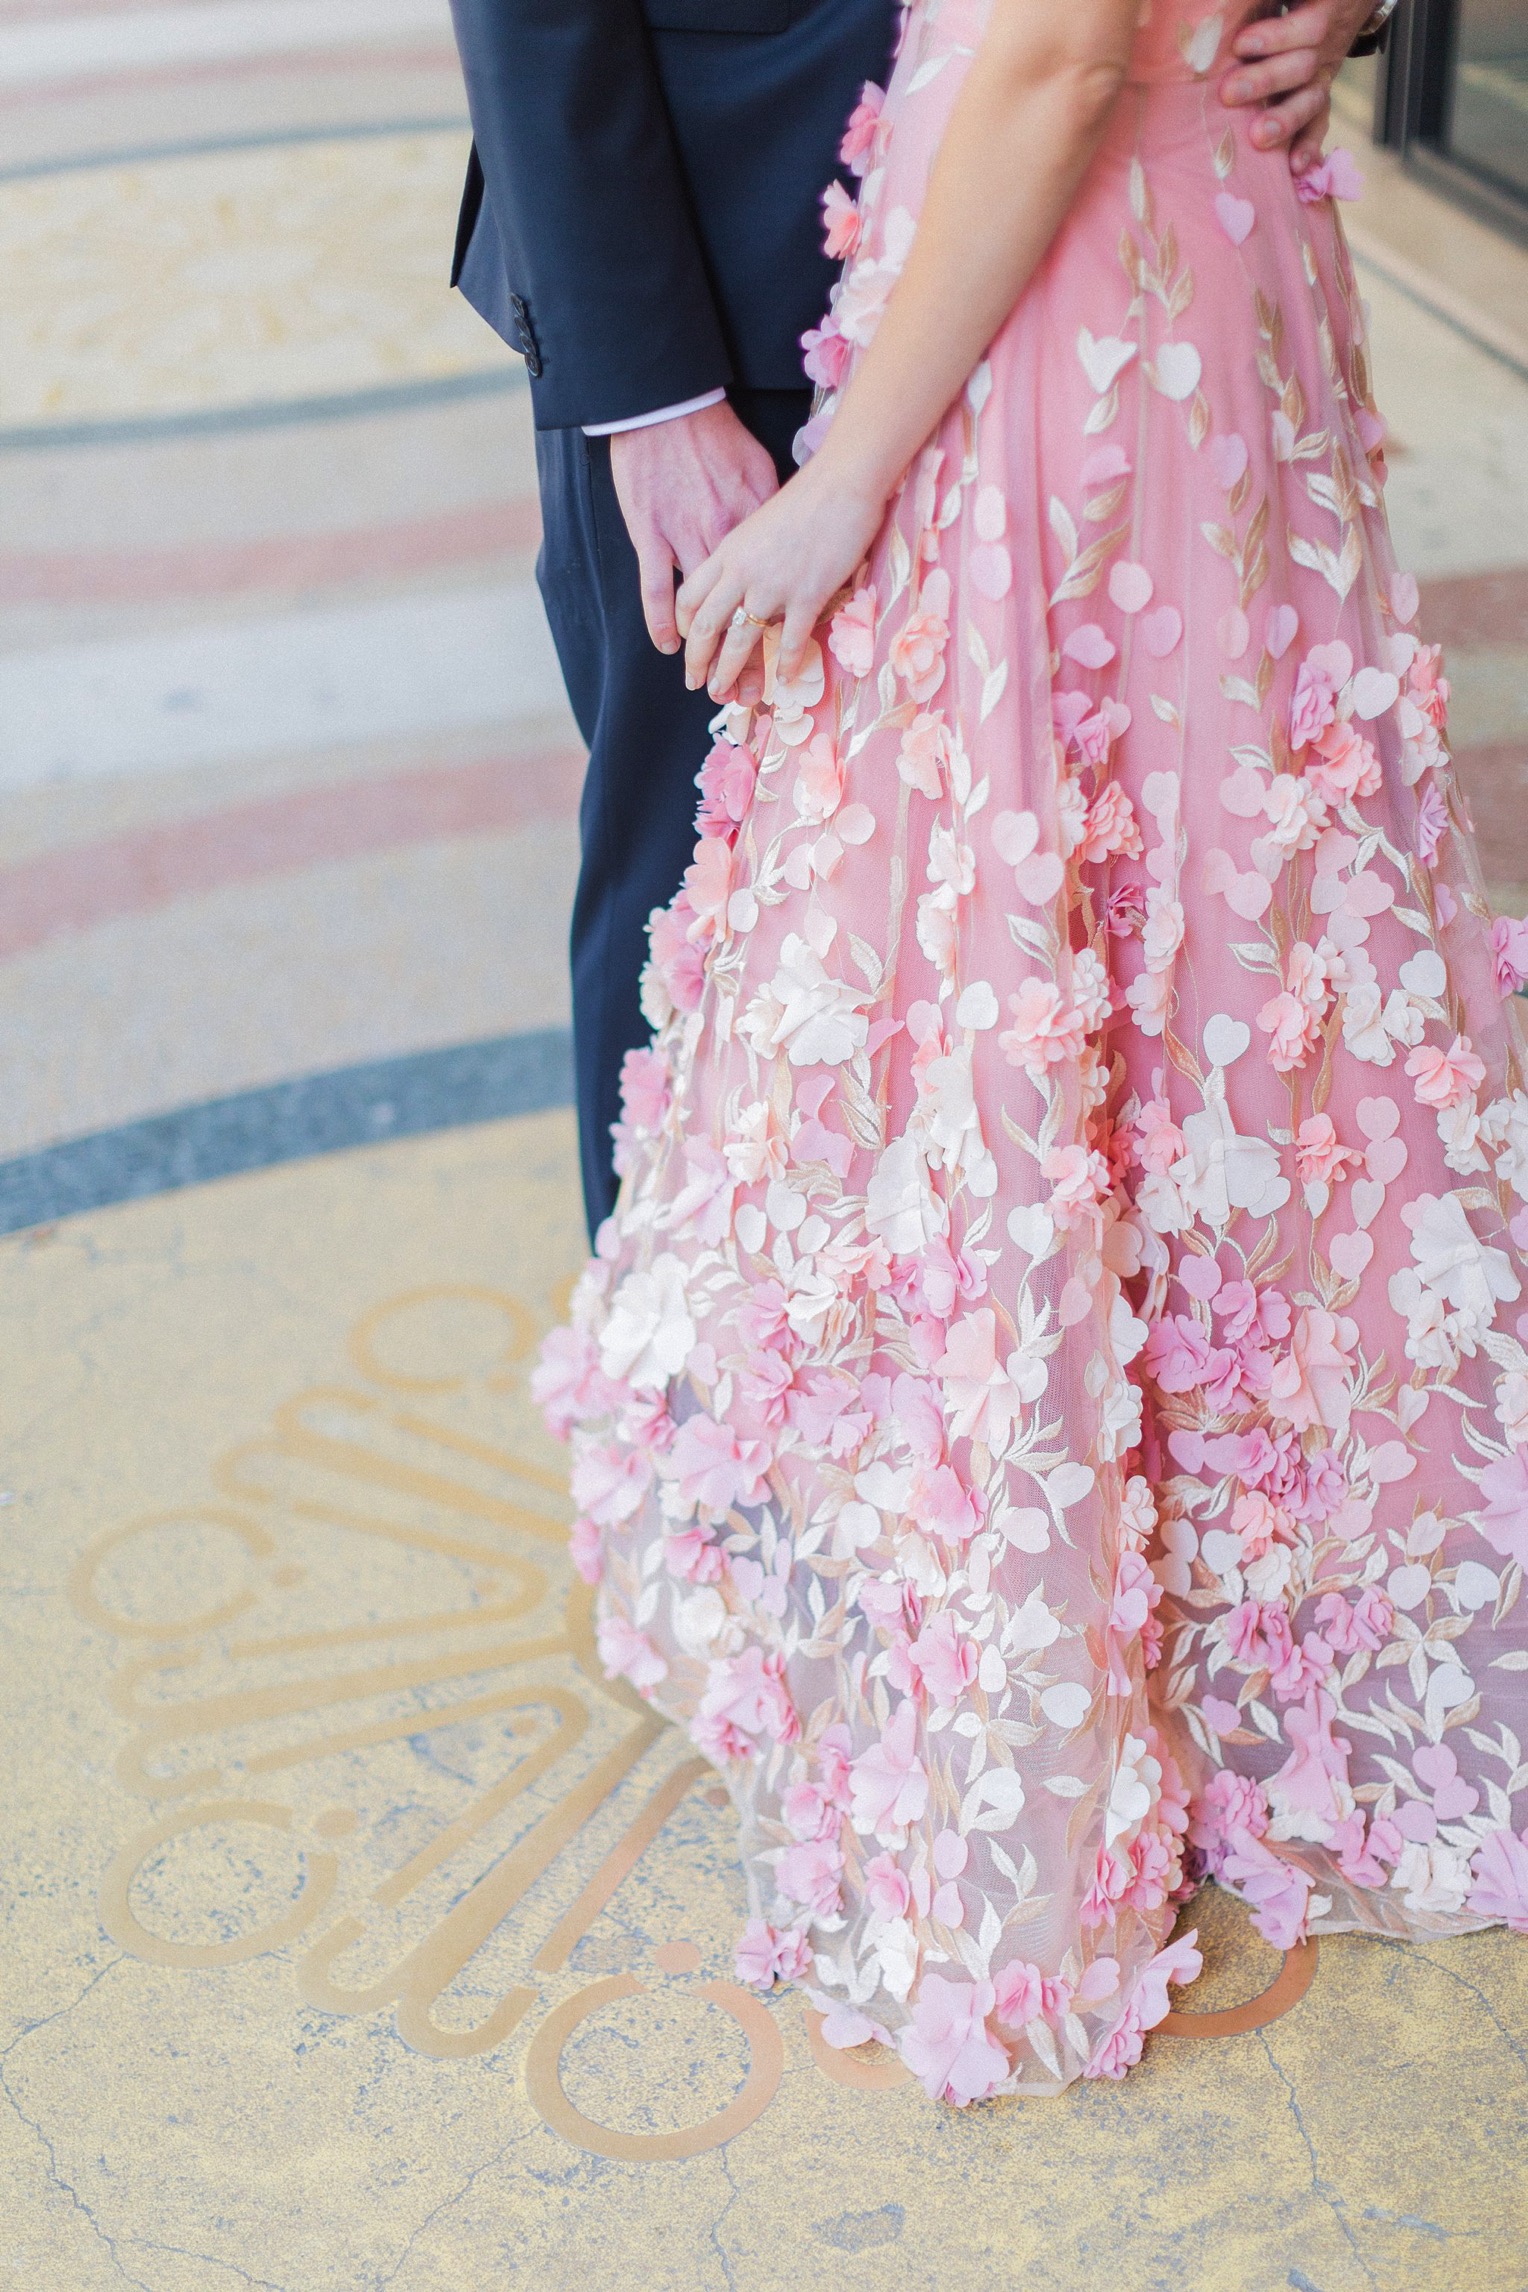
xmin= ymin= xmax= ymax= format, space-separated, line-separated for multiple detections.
xmin=609 ymin=400 xmax=781 ymax=654
xmin=1220 ymin=1 xmax=1378 ymax=178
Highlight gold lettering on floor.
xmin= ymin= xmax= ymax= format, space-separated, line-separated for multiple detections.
xmin=76 ymin=1279 xmax=1316 ymax=2159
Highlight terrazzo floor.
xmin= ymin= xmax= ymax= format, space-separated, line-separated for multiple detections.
xmin=2 ymin=6 xmax=1527 ymax=2286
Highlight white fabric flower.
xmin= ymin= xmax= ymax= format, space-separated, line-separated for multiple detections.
xmin=599 ymin=1253 xmax=697 ymax=1390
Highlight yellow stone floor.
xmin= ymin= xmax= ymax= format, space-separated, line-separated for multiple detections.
xmin=3 ymin=1111 xmax=1525 ymax=2291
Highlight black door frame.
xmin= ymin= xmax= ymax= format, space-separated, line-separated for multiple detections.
xmin=1374 ymin=0 xmax=1528 ymax=243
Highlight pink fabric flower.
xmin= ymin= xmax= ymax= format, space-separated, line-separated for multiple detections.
xmin=1267 ymin=1307 xmax=1357 ymax=1435
xmin=898 ymin=1975 xmax=1011 ymax=2104
xmin=664 ymin=1524 xmax=724 ymax=1583
xmin=568 ymin=1515 xmax=603 ymax=1585
xmin=617 ymin=1045 xmax=670 ymax=1136
xmin=1105 ymin=1549 xmax=1163 ymax=1694
xmin=849 ymin=1699 xmax=929 ymax=1842
xmin=1084 ymin=1935 xmax=1201 ymax=2080
xmin=889 ymin=603 xmax=950 ymax=704
xmin=828 ymin=585 xmax=877 ymax=679
xmin=1079 ymin=781 xmax=1143 ymax=864
xmin=1416 ymin=781 xmax=1449 ymax=865
xmin=1219 ymin=1826 xmax=1313 ymax=1948
xmin=1491 ymin=914 xmax=1528 ymax=997
xmin=1314 ymin=1587 xmax=1393 ymax=1653
xmin=801 ymin=318 xmax=851 ymax=391
xmin=597 ymin=1613 xmax=667 ymax=1692
xmin=670 ymin=1413 xmax=773 ymax=1516
xmin=1467 ymin=1826 xmax=1528 ymax=1932
xmin=1305 ymin=718 xmax=1382 ymax=803
xmin=1295 ymin=1113 xmax=1362 ymax=1187
xmin=999 ymin=981 xmax=1086 ymax=1076
xmin=1042 ymin=1143 xmax=1112 ymax=1238
xmin=910 ymin=1612 xmax=978 ymax=1707
xmin=1269 ymin=1687 xmax=1353 ymax=1837
xmin=800 ymin=1731 xmax=850 ymax=1818
xmin=699 ymin=1646 xmax=799 ymax=1750
xmin=735 ymin=1919 xmax=812 ymax=1988
xmin=647 ymin=896 xmax=706 ymax=1012
xmin=782 ymin=1778 xmax=841 ymax=1841
xmin=1257 ymin=987 xmax=1321 ymax=1073
xmin=681 ymin=833 xmax=734 ymax=948
xmin=1478 ymin=1448 xmax=1528 ymax=1567
xmin=532 ymin=1324 xmax=612 ymax=1439
xmin=776 ymin=1836 xmax=844 ymax=1916
xmin=863 ymin=1852 xmax=912 ymax=1921
xmin=897 ymin=711 xmax=951 ymax=798
xmin=992 ymin=1959 xmax=1046 ymax=2027
xmin=1406 ymin=1033 xmax=1485 ymax=1110
xmin=1409 ymin=642 xmax=1450 ymax=729
xmin=1289 ymin=648 xmax=1344 ymax=749
xmin=694 ymin=738 xmax=756 ymax=837
xmin=907 ymin=1461 xmax=984 ymax=1544
xmin=1295 ymin=145 xmax=1364 ymax=203
xmin=570 ymin=1440 xmax=652 ymax=1529
xmin=821 ymin=179 xmax=861 ymax=260
xmin=838 ymin=80 xmax=884 ymax=175
xmin=1143 ymin=1313 xmax=1218 ymax=1394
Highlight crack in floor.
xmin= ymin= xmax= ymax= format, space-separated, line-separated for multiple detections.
xmin=1258 ymin=2030 xmax=1381 ymax=2292
xmin=708 ymin=2148 xmax=742 ymax=2292
xmin=372 ymin=2120 xmax=524 ymax=2290
xmin=1411 ymin=1949 xmax=1528 ymax=2079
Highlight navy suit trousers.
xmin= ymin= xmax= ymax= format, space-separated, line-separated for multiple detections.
xmin=535 ymin=386 xmax=811 ymax=1237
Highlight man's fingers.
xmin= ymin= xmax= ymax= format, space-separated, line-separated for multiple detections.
xmin=1232 ymin=0 xmax=1334 ymax=58
xmin=1222 ymin=46 xmax=1320 ymax=107
xmin=1289 ymin=95 xmax=1333 ymax=174
xmin=1256 ymin=79 xmax=1330 ymax=150
xmin=682 ymin=577 xmax=737 ymax=692
xmin=631 ymin=525 xmax=680 ymax=653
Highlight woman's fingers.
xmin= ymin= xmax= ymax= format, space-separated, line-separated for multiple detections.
xmin=1288 ymin=89 xmax=1334 ymax=174
xmin=777 ymin=600 xmax=821 ymax=689
xmin=707 ymin=611 xmax=769 ymax=700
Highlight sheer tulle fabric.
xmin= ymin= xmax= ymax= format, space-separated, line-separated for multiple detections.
xmin=535 ymin=0 xmax=1528 ymax=2099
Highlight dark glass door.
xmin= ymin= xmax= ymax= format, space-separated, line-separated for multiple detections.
xmin=1375 ymin=0 xmax=1528 ymax=232
xmin=1448 ymin=0 xmax=1528 ymax=199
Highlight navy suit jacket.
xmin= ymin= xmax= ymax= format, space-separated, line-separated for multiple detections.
xmin=448 ymin=0 xmax=900 ymax=431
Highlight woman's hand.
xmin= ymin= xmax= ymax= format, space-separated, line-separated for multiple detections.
xmin=676 ymin=455 xmax=888 ymax=700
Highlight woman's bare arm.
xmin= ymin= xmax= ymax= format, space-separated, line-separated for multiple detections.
xmin=679 ymin=0 xmax=1141 ymax=695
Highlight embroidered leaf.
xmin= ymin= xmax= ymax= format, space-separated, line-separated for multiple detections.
xmin=1049 ymin=521 xmax=1130 ymax=606
xmin=1083 ymin=479 xmax=1129 ymax=523
xmin=907 ymin=51 xmax=950 ymax=91
xmin=1048 ymin=495 xmax=1079 ymax=562
xmin=1083 ymin=382 xmax=1120 ymax=435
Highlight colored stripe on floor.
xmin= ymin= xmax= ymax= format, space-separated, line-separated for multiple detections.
xmin=0 ymin=1025 xmax=574 ymax=1233
xmin=0 ymin=580 xmax=566 ymax=788
xmin=0 ymin=366 xmax=523 ymax=454
xmin=0 ymin=747 xmax=584 ymax=959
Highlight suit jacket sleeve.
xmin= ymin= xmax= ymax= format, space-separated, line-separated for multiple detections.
xmin=448 ymin=0 xmax=735 ymax=430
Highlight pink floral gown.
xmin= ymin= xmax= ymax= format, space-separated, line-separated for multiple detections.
xmin=535 ymin=0 xmax=1528 ymax=2099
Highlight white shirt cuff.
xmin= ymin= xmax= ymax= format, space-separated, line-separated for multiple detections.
xmin=582 ymin=388 xmax=726 ymax=438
